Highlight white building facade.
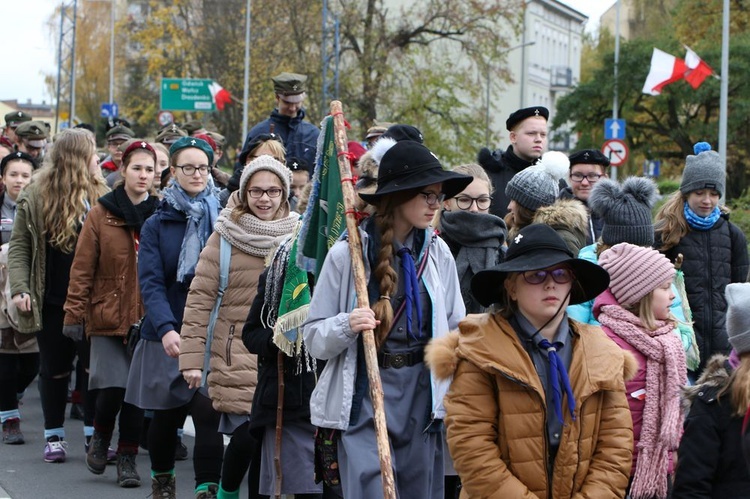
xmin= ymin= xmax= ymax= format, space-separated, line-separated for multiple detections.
xmin=492 ymin=0 xmax=587 ymax=151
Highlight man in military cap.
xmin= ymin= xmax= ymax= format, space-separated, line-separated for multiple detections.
xmin=155 ymin=123 xmax=187 ymax=146
xmin=477 ymin=106 xmax=549 ymax=218
xmin=14 ymin=120 xmax=48 ymax=161
xmin=560 ymin=148 xmax=610 ymax=244
xmin=3 ymin=111 xmax=32 ymax=144
xmin=100 ymin=124 xmax=135 ymax=177
xmin=238 ymin=72 xmax=320 ymax=190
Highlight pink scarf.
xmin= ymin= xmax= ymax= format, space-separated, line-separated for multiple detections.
xmin=598 ymin=305 xmax=687 ymax=499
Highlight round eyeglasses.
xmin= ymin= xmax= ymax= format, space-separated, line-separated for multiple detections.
xmin=419 ymin=191 xmax=446 ymax=206
xmin=454 ymin=195 xmax=492 ymax=211
xmin=522 ymin=268 xmax=573 ymax=285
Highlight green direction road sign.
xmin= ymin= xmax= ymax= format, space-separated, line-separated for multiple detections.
xmin=161 ymin=78 xmax=215 ymax=112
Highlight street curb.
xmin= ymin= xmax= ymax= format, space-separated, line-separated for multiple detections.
xmin=0 ymin=482 xmax=11 ymax=499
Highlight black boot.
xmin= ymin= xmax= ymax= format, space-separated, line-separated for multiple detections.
xmin=85 ymin=431 xmax=111 ymax=475
xmin=151 ymin=473 xmax=176 ymax=499
xmin=116 ymin=453 xmax=140 ymax=488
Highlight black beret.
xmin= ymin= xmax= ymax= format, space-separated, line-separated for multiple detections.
xmin=286 ymin=156 xmax=310 ymax=174
xmin=568 ymin=149 xmax=610 ymax=168
xmin=0 ymin=151 xmax=37 ymax=174
xmin=506 ymin=106 xmax=549 ymax=131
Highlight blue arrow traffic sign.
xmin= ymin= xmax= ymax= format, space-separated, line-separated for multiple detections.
xmin=604 ymin=119 xmax=626 ymax=140
xmin=100 ymin=103 xmax=119 ymax=118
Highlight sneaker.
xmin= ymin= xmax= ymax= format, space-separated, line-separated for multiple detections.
xmin=116 ymin=453 xmax=140 ymax=488
xmin=174 ymin=437 xmax=188 ymax=461
xmin=44 ymin=437 xmax=68 ymax=463
xmin=151 ymin=473 xmax=176 ymax=499
xmin=2 ymin=418 xmax=24 ymax=445
xmin=85 ymin=431 xmax=111 ymax=474
xmin=195 ymin=484 xmax=219 ymax=499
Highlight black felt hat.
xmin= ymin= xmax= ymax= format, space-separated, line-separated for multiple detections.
xmin=506 ymin=106 xmax=549 ymax=131
xmin=470 ymin=224 xmax=610 ymax=307
xmin=380 ymin=124 xmax=424 ymax=144
xmin=358 ymin=140 xmax=472 ymax=204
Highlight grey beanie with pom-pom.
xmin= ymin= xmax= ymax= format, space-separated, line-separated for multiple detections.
xmin=505 ymin=151 xmax=569 ymax=211
xmin=589 ymin=176 xmax=658 ymax=247
xmin=680 ymin=141 xmax=725 ymax=197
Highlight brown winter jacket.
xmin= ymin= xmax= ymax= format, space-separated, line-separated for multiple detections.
xmin=427 ymin=313 xmax=637 ymax=499
xmin=179 ymin=231 xmax=261 ymax=415
xmin=64 ymin=205 xmax=143 ymax=337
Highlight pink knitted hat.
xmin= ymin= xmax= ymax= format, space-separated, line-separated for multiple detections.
xmin=598 ymin=243 xmax=675 ymax=307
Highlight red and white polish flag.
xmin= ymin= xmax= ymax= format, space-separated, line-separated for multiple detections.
xmin=209 ymin=81 xmax=232 ymax=111
xmin=642 ymin=48 xmax=688 ymax=95
xmin=684 ymin=47 xmax=714 ymax=90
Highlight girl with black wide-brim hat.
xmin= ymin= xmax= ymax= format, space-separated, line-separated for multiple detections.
xmin=427 ymin=223 xmax=637 ymax=498
xmin=303 ymin=138 xmax=471 ymax=499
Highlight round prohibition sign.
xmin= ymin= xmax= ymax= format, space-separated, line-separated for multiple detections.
xmin=602 ymin=139 xmax=629 ymax=166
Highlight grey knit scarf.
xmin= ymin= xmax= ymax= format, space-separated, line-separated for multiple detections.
xmin=439 ymin=209 xmax=506 ymax=313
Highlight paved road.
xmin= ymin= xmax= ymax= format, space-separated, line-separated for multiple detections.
xmin=0 ymin=379 xmax=246 ymax=499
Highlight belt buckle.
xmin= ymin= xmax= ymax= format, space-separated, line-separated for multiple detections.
xmin=390 ymin=353 xmax=407 ymax=369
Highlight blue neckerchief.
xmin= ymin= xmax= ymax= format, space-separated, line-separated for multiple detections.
xmin=538 ymin=338 xmax=576 ymax=425
xmin=684 ymin=201 xmax=720 ymax=231
xmin=162 ymin=182 xmax=220 ymax=283
xmin=397 ymin=246 xmax=422 ymax=341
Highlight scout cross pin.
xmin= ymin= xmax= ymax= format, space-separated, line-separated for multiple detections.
xmin=140 ymin=141 xmax=147 ymax=148
xmin=534 ymin=109 xmax=540 ymax=116
xmin=190 ymin=140 xmax=196 ymax=145
xmin=514 ymin=234 xmax=524 ymax=244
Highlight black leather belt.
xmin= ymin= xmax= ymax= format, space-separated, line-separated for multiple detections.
xmin=378 ymin=350 xmax=424 ymax=369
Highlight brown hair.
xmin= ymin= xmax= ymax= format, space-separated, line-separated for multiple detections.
xmin=722 ymin=353 xmax=750 ymax=416
xmin=505 ymin=203 xmax=535 ymax=241
xmin=654 ymin=190 xmax=690 ymax=251
xmin=371 ymin=190 xmax=419 ymax=348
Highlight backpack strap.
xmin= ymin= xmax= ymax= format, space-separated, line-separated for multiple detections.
xmin=202 ymin=236 xmax=232 ymax=385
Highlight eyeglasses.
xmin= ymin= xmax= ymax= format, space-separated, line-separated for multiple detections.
xmin=455 ymin=195 xmax=492 ymax=211
xmin=176 ymin=164 xmax=210 ymax=176
xmin=521 ymin=268 xmax=574 ymax=285
xmin=570 ymin=172 xmax=603 ymax=183
xmin=248 ymin=187 xmax=283 ymax=198
xmin=419 ymin=191 xmax=445 ymax=206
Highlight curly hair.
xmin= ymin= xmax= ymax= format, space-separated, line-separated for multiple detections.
xmin=37 ymin=129 xmax=108 ymax=253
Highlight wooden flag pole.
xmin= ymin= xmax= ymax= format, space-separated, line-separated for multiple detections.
xmin=329 ymin=100 xmax=396 ymax=499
